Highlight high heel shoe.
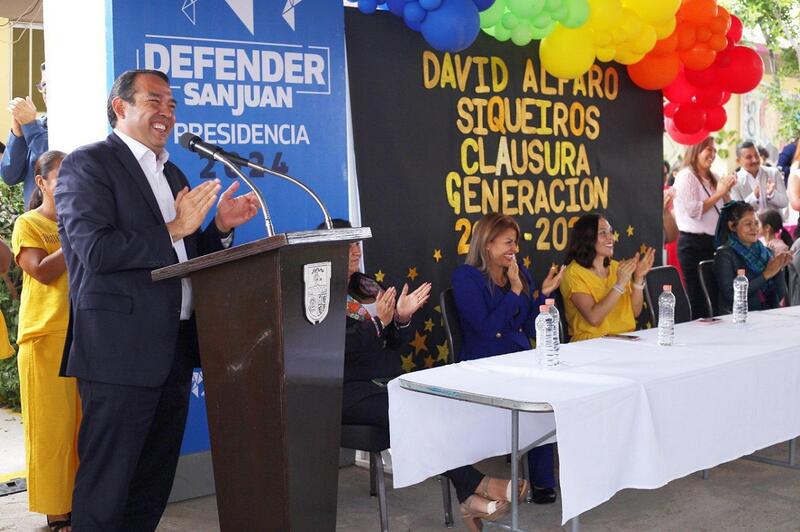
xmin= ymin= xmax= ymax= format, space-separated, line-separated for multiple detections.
xmin=478 ymin=476 xmax=529 ymax=503
xmin=460 ymin=494 xmax=509 ymax=531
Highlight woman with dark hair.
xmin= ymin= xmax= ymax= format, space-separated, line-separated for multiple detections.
xmin=559 ymin=214 xmax=655 ymax=342
xmin=713 ymin=202 xmax=790 ymax=313
xmin=672 ymin=137 xmax=736 ymax=317
xmin=11 ymin=150 xmax=79 ymax=531
xmin=329 ymin=219 xmax=516 ymax=530
xmin=452 ymin=213 xmax=564 ymax=507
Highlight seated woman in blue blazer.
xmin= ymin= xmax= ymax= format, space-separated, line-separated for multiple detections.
xmin=452 ymin=213 xmax=565 ymax=505
xmin=328 ymin=220 xmax=519 ymax=531
xmin=712 ymin=201 xmax=791 ymax=313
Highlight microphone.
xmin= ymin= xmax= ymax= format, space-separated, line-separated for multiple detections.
xmin=178 ymin=133 xmax=250 ymax=166
xmin=177 ymin=133 xmax=333 ymax=233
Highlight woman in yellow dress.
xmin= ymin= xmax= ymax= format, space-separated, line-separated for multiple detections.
xmin=12 ymin=150 xmax=79 ymax=532
xmin=560 ymin=213 xmax=655 ymax=342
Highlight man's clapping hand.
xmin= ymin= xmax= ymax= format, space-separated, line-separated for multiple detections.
xmin=166 ymin=180 xmax=221 ymax=242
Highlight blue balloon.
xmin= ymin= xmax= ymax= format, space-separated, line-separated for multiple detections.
xmin=386 ymin=0 xmax=412 ymax=16
xmin=358 ymin=0 xmax=380 ymax=13
xmin=420 ymin=0 xmax=480 ymax=52
xmin=405 ymin=17 xmax=423 ymax=31
xmin=419 ymin=0 xmax=442 ymax=9
xmin=404 ymin=2 xmax=428 ymax=22
xmin=472 ymin=0 xmax=496 ymax=11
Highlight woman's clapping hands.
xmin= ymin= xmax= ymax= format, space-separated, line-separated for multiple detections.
xmin=396 ymin=282 xmax=432 ymax=323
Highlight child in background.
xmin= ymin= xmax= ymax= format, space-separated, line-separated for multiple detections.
xmin=12 ymin=150 xmax=79 ymax=532
xmin=759 ymin=209 xmax=792 ymax=254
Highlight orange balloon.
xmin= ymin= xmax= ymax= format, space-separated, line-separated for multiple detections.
xmin=675 ymin=23 xmax=696 ymax=51
xmin=696 ymin=26 xmax=712 ymax=42
xmin=628 ymin=53 xmax=681 ymax=90
xmin=709 ymin=6 xmax=731 ymax=34
xmin=680 ymin=0 xmax=717 ymax=24
xmin=708 ymin=33 xmax=727 ymax=51
xmin=681 ymin=42 xmax=716 ymax=70
xmin=651 ymin=31 xmax=679 ymax=55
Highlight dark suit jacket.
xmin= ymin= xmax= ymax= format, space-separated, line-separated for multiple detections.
xmin=452 ymin=263 xmax=545 ymax=361
xmin=55 ymin=133 xmax=224 ymax=387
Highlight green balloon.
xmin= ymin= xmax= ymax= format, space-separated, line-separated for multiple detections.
xmin=532 ymin=11 xmax=552 ymax=29
xmin=545 ymin=0 xmax=562 ymax=11
xmin=494 ymin=24 xmax=513 ymax=41
xmin=561 ymin=0 xmax=589 ymax=29
xmin=511 ymin=23 xmax=534 ymax=46
xmin=507 ymin=0 xmax=545 ymax=18
xmin=502 ymin=12 xmax=520 ymax=30
xmin=530 ymin=20 xmax=556 ymax=39
xmin=479 ymin=0 xmax=506 ymax=28
xmin=550 ymin=6 xmax=568 ymax=20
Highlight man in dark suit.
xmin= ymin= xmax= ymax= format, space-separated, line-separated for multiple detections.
xmin=55 ymin=69 xmax=258 ymax=531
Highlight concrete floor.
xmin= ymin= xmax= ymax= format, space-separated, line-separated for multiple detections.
xmin=3 ymin=443 xmax=800 ymax=531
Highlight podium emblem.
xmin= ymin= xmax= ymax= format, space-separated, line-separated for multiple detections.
xmin=303 ymin=261 xmax=331 ymax=324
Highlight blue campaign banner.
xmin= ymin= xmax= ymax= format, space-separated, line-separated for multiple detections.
xmin=107 ymin=0 xmax=348 ymax=454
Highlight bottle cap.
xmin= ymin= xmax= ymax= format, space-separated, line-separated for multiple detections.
xmin=663 ymin=284 xmax=671 ymax=291
xmin=539 ymin=305 xmax=549 ymax=312
xmin=545 ymin=298 xmax=555 ymax=305
xmin=737 ymin=269 xmax=745 ymax=275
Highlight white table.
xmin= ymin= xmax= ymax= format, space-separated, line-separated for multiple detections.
xmin=388 ymin=307 xmax=800 ymax=529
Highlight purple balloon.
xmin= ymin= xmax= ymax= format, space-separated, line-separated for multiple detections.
xmin=420 ymin=0 xmax=480 ymax=52
xmin=472 ymin=0 xmax=496 ymax=11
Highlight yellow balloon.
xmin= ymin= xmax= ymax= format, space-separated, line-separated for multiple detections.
xmin=540 ymin=26 xmax=596 ymax=79
xmin=621 ymin=0 xmax=679 ymax=25
xmin=653 ymin=16 xmax=677 ymax=40
xmin=593 ymin=28 xmax=613 ymax=47
xmin=614 ymin=46 xmax=644 ymax=65
xmin=630 ymin=24 xmax=657 ymax=54
xmin=588 ymin=0 xmax=623 ymax=31
xmin=596 ymin=45 xmax=616 ymax=62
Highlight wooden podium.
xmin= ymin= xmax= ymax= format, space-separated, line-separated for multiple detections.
xmin=152 ymin=227 xmax=370 ymax=531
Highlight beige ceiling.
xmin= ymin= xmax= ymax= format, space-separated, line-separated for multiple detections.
xmin=0 ymin=0 xmax=43 ymax=25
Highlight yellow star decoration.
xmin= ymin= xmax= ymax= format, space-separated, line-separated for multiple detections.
xmin=374 ymin=270 xmax=385 ymax=282
xmin=424 ymin=318 xmax=435 ymax=332
xmin=436 ymin=341 xmax=450 ymax=363
xmin=423 ymin=355 xmax=435 ymax=369
xmin=523 ymin=256 xmax=532 ymax=269
xmin=523 ymin=232 xmax=532 ymax=241
xmin=433 ymin=249 xmax=442 ymax=263
xmin=533 ymin=289 xmax=540 ymax=299
xmin=613 ymin=231 xmax=620 ymax=242
xmin=401 ymin=353 xmax=416 ymax=372
xmin=409 ymin=331 xmax=428 ymax=355
xmin=407 ymin=266 xmax=418 ymax=281
xmin=639 ymin=243 xmax=648 ymax=255
xmin=551 ymin=262 xmax=558 ymax=271
xmin=434 ymin=305 xmax=441 ymax=313
xmin=626 ymin=225 xmax=634 ymax=237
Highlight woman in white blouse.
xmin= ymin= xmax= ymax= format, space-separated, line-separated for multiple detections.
xmin=672 ymin=136 xmax=736 ymax=317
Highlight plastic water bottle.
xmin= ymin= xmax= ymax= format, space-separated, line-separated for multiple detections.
xmin=535 ymin=305 xmax=560 ymax=368
xmin=544 ymin=298 xmax=561 ymax=351
xmin=657 ymin=285 xmax=676 ymax=346
xmin=733 ymin=269 xmax=748 ymax=324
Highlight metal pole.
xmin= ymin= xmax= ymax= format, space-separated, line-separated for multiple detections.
xmin=212 ymin=153 xmax=275 ymax=236
xmin=511 ymin=409 xmax=519 ymax=531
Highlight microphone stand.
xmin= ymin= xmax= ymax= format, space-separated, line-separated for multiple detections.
xmin=241 ymin=160 xmax=333 ymax=231
xmin=210 ymin=151 xmax=276 ymax=237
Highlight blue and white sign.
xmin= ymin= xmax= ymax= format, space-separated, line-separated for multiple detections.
xmin=107 ymin=0 xmax=348 ymax=454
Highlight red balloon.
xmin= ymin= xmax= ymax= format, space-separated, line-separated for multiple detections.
xmin=681 ymin=43 xmax=716 ymax=70
xmin=715 ymin=39 xmax=736 ymax=67
xmin=664 ymin=71 xmax=696 ymax=104
xmin=717 ymin=46 xmax=764 ymax=94
xmin=705 ymin=106 xmax=727 ymax=131
xmin=720 ymin=91 xmax=731 ymax=104
xmin=728 ymin=15 xmax=743 ymax=43
xmin=695 ymin=84 xmax=724 ymax=108
xmin=664 ymin=102 xmax=679 ymax=118
xmin=666 ymin=117 xmax=710 ymax=145
xmin=673 ymin=102 xmax=707 ymax=134
xmin=684 ymin=65 xmax=717 ymax=87
xmin=628 ymin=54 xmax=681 ymax=90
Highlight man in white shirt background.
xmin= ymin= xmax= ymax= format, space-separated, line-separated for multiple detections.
xmin=730 ymin=140 xmax=788 ymax=216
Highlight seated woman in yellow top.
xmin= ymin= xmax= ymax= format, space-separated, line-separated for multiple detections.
xmin=560 ymin=214 xmax=655 ymax=341
xmin=12 ymin=150 xmax=79 ymax=532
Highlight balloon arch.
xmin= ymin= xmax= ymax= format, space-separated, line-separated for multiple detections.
xmin=355 ymin=0 xmax=764 ymax=145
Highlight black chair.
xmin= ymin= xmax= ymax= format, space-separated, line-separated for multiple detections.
xmin=644 ymin=266 xmax=692 ymax=324
xmin=341 ymin=425 xmax=455 ymax=531
xmin=698 ymin=260 xmax=719 ymax=318
xmin=440 ymin=288 xmax=462 ymax=363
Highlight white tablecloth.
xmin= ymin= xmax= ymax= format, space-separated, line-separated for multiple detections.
xmin=388 ymin=307 xmax=800 ymax=524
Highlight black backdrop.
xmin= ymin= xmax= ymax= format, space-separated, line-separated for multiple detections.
xmin=346 ymin=8 xmax=663 ymax=372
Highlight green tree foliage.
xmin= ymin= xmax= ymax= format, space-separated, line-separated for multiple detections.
xmin=720 ymin=0 xmax=800 ymax=139
xmin=0 ymin=182 xmax=24 ymax=410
